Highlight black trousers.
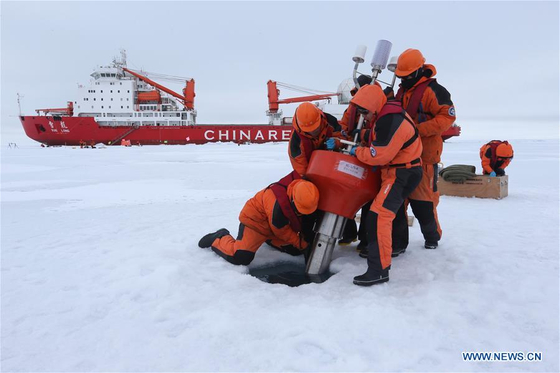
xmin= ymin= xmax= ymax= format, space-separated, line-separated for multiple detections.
xmin=366 ymin=167 xmax=423 ymax=272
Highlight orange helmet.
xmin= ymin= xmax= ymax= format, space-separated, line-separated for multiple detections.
xmin=350 ymin=84 xmax=387 ymax=115
xmin=290 ymin=180 xmax=319 ymax=215
xmin=294 ymin=102 xmax=322 ymax=132
xmin=496 ymin=143 xmax=514 ymax=158
xmin=395 ymin=49 xmax=426 ymax=77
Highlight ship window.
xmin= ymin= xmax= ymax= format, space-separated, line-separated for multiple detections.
xmin=128 ymin=90 xmax=130 ymax=93
xmin=127 ymin=98 xmax=129 ymax=101
xmin=101 ymin=98 xmax=103 ymax=101
xmin=110 ymin=90 xmax=113 ymax=93
xmin=101 ymin=106 xmax=104 ymax=109
xmin=101 ymin=74 xmax=105 ymax=77
xmin=111 ymin=98 xmax=113 ymax=101
xmin=109 ymin=106 xmax=111 ymax=109
xmin=120 ymin=82 xmax=122 ymax=85
xmin=121 ymin=106 xmax=123 ymax=109
xmin=101 ymin=90 xmax=103 ymax=93
xmin=127 ymin=106 xmax=129 ymax=109
xmin=92 ymin=106 xmax=94 ymax=109
xmin=118 ymin=90 xmax=120 ymax=93
xmin=93 ymin=98 xmax=96 ymax=101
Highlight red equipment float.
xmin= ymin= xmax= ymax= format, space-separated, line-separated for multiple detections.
xmin=306 ymin=151 xmax=380 ymax=219
xmin=304 ymin=150 xmax=382 ymax=276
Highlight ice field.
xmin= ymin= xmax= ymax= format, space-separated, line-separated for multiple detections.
xmin=1 ymin=119 xmax=559 ymax=372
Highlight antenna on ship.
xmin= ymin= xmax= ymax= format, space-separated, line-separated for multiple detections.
xmin=120 ymin=49 xmax=127 ymax=67
xmin=17 ymin=93 xmax=23 ymax=116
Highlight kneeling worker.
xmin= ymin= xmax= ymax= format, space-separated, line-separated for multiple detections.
xmin=347 ymin=85 xmax=423 ymax=286
xmin=198 ymin=178 xmax=320 ymax=265
xmin=480 ymin=140 xmax=514 ymax=176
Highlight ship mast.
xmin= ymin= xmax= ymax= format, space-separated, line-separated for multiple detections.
xmin=120 ymin=49 xmax=127 ymax=67
xmin=112 ymin=49 xmax=127 ymax=68
xmin=17 ymin=93 xmax=23 ymax=116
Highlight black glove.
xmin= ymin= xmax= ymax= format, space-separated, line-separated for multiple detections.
xmin=495 ymin=168 xmax=505 ymax=176
xmin=351 ymin=128 xmax=370 ymax=143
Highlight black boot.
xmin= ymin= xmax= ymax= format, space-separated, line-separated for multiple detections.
xmin=424 ymin=241 xmax=438 ymax=250
xmin=392 ymin=247 xmax=407 ymax=257
xmin=339 ymin=218 xmax=358 ymax=245
xmin=353 ymin=268 xmax=389 ymax=286
xmin=198 ymin=228 xmax=230 ymax=248
xmin=358 ymin=246 xmax=368 ymax=258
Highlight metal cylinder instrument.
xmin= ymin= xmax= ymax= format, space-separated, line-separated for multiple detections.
xmin=304 ymin=40 xmax=393 ymax=278
xmin=305 ymin=212 xmax=347 ymax=276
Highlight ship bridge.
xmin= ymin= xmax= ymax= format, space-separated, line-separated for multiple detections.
xmin=91 ymin=66 xmax=126 ymax=80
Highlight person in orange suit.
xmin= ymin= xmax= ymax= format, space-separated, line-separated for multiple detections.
xmin=288 ymin=102 xmax=343 ymax=177
xmin=331 ymin=82 xmax=411 ymax=254
xmin=333 ymin=76 xmax=396 ymax=247
xmin=345 ymin=85 xmax=423 ymax=286
xmin=198 ymin=178 xmax=320 ymax=265
xmin=480 ymin=140 xmax=514 ymax=176
xmin=393 ymin=48 xmax=456 ymax=250
xmin=339 ymin=76 xmax=393 ymax=135
xmin=338 ymin=74 xmax=373 ymax=136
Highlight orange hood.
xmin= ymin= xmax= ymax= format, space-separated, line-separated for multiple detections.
xmin=350 ymin=84 xmax=387 ymax=114
xmin=424 ymin=63 xmax=437 ymax=78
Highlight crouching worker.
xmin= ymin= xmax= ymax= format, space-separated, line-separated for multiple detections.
xmin=198 ymin=177 xmax=320 ymax=265
xmin=348 ymin=85 xmax=423 ymax=286
xmin=480 ymin=140 xmax=513 ymax=176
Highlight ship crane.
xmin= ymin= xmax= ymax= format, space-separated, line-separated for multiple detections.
xmin=122 ymin=67 xmax=195 ymax=110
xmin=35 ymin=102 xmax=74 ymax=116
xmin=266 ymin=81 xmax=338 ymax=125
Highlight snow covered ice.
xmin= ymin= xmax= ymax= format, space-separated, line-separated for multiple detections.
xmin=1 ymin=120 xmax=559 ymax=372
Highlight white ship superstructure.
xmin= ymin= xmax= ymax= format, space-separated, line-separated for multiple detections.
xmin=74 ymin=51 xmax=196 ymax=126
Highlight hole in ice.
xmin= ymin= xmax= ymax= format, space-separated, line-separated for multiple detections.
xmin=248 ymin=262 xmax=335 ymax=287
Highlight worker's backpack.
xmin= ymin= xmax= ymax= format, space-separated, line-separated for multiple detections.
xmin=487 ymin=140 xmax=513 ymax=166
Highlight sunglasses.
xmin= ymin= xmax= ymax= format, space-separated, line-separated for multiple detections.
xmin=303 ymin=126 xmax=322 ymax=137
xmin=356 ymin=106 xmax=369 ymax=115
xmin=399 ymin=69 xmax=421 ymax=80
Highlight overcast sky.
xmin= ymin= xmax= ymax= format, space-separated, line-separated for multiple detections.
xmin=2 ymin=1 xmax=559 ymax=131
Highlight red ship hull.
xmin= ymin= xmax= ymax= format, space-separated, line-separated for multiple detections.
xmin=20 ymin=116 xmax=293 ymax=146
xmin=20 ymin=115 xmax=461 ymax=146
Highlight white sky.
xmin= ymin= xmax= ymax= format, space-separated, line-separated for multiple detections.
xmin=1 ymin=1 xmax=559 ymax=130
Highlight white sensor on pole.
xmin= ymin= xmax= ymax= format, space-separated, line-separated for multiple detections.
xmin=370 ymin=40 xmax=392 ymax=71
xmin=353 ymin=45 xmax=367 ymax=63
xmin=387 ymin=56 xmax=398 ymax=73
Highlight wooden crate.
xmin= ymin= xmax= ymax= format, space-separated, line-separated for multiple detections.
xmin=438 ymin=175 xmax=508 ymax=199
